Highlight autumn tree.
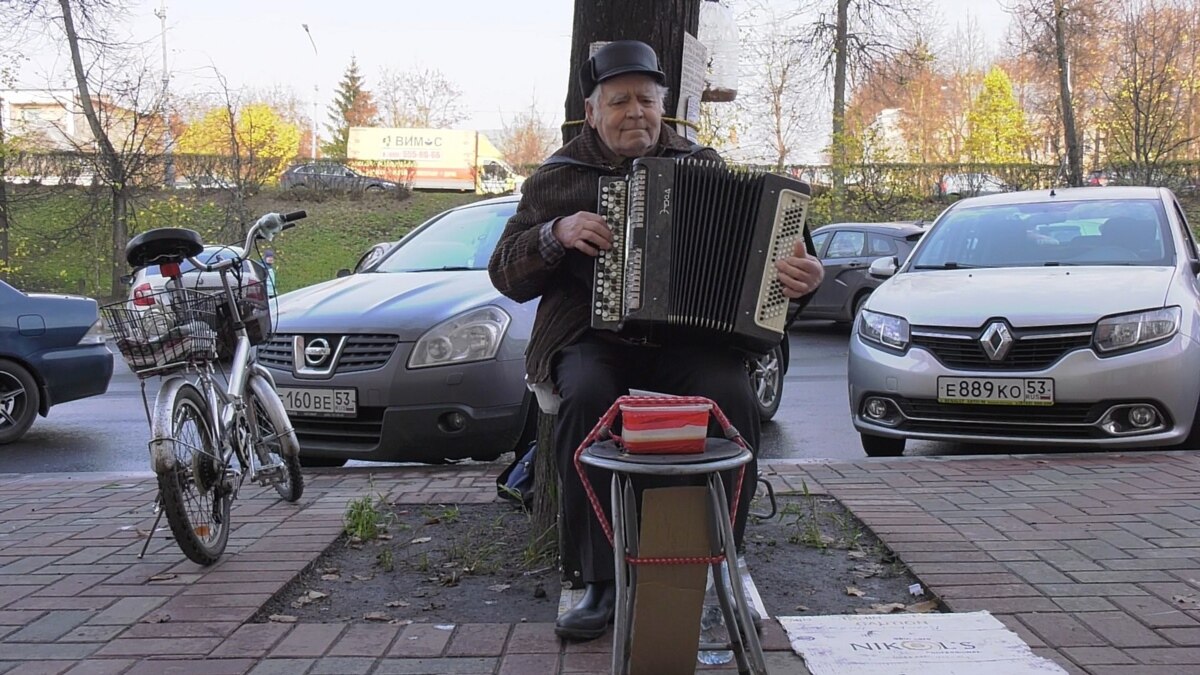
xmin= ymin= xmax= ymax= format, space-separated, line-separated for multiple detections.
xmin=1006 ymin=0 xmax=1115 ymax=186
xmin=964 ymin=66 xmax=1032 ymax=163
xmin=739 ymin=5 xmax=821 ymax=170
xmin=1100 ymin=0 xmax=1194 ymax=179
xmin=0 ymin=0 xmax=174 ymax=297
xmin=798 ymin=0 xmax=919 ymax=214
xmin=496 ymin=98 xmax=557 ymax=169
xmin=177 ymin=102 xmax=301 ymax=190
xmin=377 ymin=67 xmax=468 ymax=129
xmin=323 ymin=57 xmax=379 ymax=160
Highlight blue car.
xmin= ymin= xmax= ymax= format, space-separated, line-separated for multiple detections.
xmin=0 ymin=281 xmax=114 ymax=444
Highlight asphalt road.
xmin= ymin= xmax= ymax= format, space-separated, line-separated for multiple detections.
xmin=0 ymin=321 xmax=1024 ymax=474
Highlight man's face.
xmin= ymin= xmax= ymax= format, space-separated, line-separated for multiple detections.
xmin=585 ymin=74 xmax=663 ymax=158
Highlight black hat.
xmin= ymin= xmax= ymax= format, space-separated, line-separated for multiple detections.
xmin=579 ymin=40 xmax=667 ymax=97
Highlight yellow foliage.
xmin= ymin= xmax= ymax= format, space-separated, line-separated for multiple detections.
xmin=178 ymin=103 xmax=301 ymax=186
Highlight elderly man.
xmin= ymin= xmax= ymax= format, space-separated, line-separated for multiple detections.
xmin=488 ymin=40 xmax=824 ymax=641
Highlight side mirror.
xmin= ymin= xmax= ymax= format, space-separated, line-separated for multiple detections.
xmin=868 ymin=256 xmax=898 ymax=279
xmin=119 ymin=274 xmax=134 ymax=286
xmin=336 ymin=268 xmax=352 ymax=278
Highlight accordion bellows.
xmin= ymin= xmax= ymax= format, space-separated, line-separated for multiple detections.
xmin=592 ymin=157 xmax=814 ymax=353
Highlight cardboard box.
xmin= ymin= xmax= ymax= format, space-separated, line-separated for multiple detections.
xmin=627 ymin=485 xmax=713 ymax=674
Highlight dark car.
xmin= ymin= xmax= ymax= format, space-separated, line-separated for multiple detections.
xmin=0 ymin=281 xmax=114 ymax=443
xmin=280 ymin=162 xmax=399 ymax=192
xmin=796 ymin=221 xmax=927 ymax=323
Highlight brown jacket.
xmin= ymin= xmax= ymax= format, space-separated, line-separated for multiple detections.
xmin=488 ymin=122 xmax=720 ymax=382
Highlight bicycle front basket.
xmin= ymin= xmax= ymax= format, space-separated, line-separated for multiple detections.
xmin=101 ymin=288 xmax=220 ymax=376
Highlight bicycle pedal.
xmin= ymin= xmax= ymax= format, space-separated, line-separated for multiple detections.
xmin=253 ymin=464 xmax=285 ymax=485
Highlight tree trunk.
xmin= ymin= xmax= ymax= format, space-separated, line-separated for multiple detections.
xmin=831 ymin=0 xmax=850 ymax=217
xmin=59 ymin=0 xmax=129 ymax=296
xmin=538 ymin=0 xmax=702 ymax=585
xmin=563 ymin=0 xmax=702 ymax=144
xmin=1054 ymin=0 xmax=1082 ymax=186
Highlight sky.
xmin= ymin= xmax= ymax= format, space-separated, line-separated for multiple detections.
xmin=10 ymin=0 xmax=1014 ymax=143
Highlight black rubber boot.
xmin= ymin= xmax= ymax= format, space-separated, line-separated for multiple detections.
xmin=554 ymin=581 xmax=616 ymax=641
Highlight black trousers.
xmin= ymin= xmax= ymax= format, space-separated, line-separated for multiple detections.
xmin=551 ymin=331 xmax=761 ymax=585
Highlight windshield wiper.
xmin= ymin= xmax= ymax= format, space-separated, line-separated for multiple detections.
xmin=404 ymin=266 xmax=475 ymax=273
xmin=912 ymin=262 xmax=982 ymax=270
xmin=1041 ymin=261 xmax=1079 ymax=266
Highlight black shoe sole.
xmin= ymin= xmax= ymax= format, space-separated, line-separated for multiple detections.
xmin=554 ymin=623 xmax=609 ymax=641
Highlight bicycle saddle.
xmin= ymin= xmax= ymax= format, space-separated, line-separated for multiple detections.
xmin=126 ymin=228 xmax=204 ymax=269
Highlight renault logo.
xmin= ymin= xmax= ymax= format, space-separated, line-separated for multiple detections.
xmin=304 ymin=338 xmax=332 ymax=366
xmin=979 ymin=321 xmax=1013 ymax=361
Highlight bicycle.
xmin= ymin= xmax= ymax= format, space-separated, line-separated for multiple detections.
xmin=102 ymin=211 xmax=307 ymax=565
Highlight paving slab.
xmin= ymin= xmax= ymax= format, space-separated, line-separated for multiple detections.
xmin=0 ymin=451 xmax=1196 ymax=673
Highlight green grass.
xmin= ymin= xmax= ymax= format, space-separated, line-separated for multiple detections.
xmin=2 ymin=186 xmax=484 ymax=298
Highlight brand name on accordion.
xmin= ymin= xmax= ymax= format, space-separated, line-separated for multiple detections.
xmin=659 ymin=187 xmax=671 ymax=216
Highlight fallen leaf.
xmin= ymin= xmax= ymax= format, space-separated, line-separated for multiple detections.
xmin=386 ymin=600 xmax=411 ymax=608
xmin=321 ymin=574 xmax=340 ymax=581
xmin=847 ymin=550 xmax=867 ymax=560
xmin=292 ymin=589 xmax=330 ymax=608
xmin=857 ymin=603 xmax=906 ymax=614
xmin=147 ymin=573 xmax=177 ymax=582
xmin=140 ymin=614 xmax=171 ymax=624
xmin=852 ymin=563 xmax=884 ymax=578
xmin=363 ymin=612 xmax=391 ymax=621
xmin=411 ymin=537 xmax=432 ymax=544
xmin=320 ymin=567 xmax=340 ymax=575
xmin=905 ymin=600 xmax=939 ymax=613
xmin=1172 ymin=594 xmax=1198 ymax=605
xmin=389 ymin=618 xmax=414 ymax=626
xmin=268 ymin=614 xmax=298 ymax=623
xmin=488 ymin=583 xmax=511 ymax=593
xmin=795 ymin=604 xmax=810 ymax=612
xmin=377 ymin=533 xmax=393 ymax=540
xmin=845 ymin=586 xmax=866 ymax=597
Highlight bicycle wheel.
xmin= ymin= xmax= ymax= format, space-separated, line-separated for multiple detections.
xmin=247 ymin=374 xmax=304 ymax=502
xmin=156 ymin=382 xmax=231 ymax=565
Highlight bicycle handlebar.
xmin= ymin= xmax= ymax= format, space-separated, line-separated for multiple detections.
xmin=186 ymin=211 xmax=308 ymax=274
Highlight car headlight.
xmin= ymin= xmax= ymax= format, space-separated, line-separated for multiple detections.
xmin=1093 ymin=306 xmax=1180 ymax=354
xmin=858 ymin=309 xmax=910 ymax=351
xmin=408 ymin=306 xmax=511 ymax=369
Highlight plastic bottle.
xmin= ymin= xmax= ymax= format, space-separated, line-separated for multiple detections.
xmin=697 ymin=565 xmax=734 ymax=665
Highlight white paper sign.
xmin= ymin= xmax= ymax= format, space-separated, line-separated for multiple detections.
xmin=780 ymin=611 xmax=1068 ymax=675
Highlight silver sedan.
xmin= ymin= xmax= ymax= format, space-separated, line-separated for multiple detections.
xmin=849 ymin=186 xmax=1200 ymax=456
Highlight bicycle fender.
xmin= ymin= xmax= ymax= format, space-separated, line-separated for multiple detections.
xmin=248 ymin=374 xmax=300 ymax=459
xmin=251 ymin=363 xmax=278 ymax=389
xmin=149 ymin=377 xmax=197 ymax=474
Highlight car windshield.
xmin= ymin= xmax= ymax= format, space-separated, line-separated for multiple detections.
xmin=374 ymin=201 xmax=515 ymax=273
xmin=909 ymin=198 xmax=1174 ymax=269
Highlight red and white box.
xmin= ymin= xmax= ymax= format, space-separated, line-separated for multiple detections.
xmin=619 ymin=403 xmax=712 ymax=454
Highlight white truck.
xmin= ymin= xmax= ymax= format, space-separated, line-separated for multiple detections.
xmin=347 ymin=127 xmax=524 ymax=195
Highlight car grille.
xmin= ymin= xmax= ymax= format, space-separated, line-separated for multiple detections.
xmin=290 ymin=406 xmax=385 ymax=447
xmin=911 ymin=325 xmax=1093 ymax=371
xmin=257 ymin=334 xmax=399 ymax=373
xmin=892 ymin=397 xmax=1106 ymax=439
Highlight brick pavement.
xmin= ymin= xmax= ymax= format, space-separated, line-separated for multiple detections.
xmin=0 ymin=451 xmax=1197 ymax=674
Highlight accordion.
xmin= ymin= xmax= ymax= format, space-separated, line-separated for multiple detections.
xmin=591 ymin=157 xmax=813 ymax=354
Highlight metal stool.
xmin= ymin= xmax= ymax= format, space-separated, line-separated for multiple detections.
xmin=575 ymin=396 xmax=768 ymax=675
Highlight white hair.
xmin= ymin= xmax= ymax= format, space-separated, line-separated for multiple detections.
xmin=586 ymin=80 xmax=669 ymax=113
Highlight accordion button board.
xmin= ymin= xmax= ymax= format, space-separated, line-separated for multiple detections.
xmin=591 ymin=157 xmax=813 ymax=354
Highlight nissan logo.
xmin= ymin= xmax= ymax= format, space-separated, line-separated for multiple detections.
xmin=304 ymin=338 xmax=332 ymax=366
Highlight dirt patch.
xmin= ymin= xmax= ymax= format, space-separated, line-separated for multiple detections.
xmin=252 ymin=491 xmax=935 ymax=625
